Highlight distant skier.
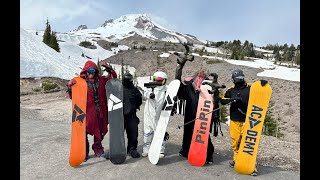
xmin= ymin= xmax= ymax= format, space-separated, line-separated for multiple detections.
xmin=220 ymin=69 xmax=267 ymax=176
xmin=67 ymin=60 xmax=117 ymax=161
xmin=142 ymin=71 xmax=169 ymax=158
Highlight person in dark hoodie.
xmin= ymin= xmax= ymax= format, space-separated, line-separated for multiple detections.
xmin=67 ymin=60 xmax=117 ymax=160
xmin=173 ymin=45 xmax=223 ymax=164
xmin=121 ymin=71 xmax=143 ymax=158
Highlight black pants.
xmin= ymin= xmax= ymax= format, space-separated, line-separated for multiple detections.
xmin=124 ymin=113 xmax=139 ymax=153
xmin=181 ymin=118 xmax=215 ymax=158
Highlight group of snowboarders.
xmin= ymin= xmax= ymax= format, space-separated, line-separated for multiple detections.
xmin=67 ymin=47 xmax=269 ymax=176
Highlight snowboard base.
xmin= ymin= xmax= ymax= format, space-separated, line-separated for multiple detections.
xmin=234 ymin=81 xmax=272 ymax=174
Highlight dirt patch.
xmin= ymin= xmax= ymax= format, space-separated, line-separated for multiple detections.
xmin=20 ymin=77 xmax=68 ymax=96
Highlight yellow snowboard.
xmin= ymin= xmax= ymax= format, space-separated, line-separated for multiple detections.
xmin=234 ymin=81 xmax=272 ymax=175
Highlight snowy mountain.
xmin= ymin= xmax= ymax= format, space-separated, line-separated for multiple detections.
xmin=20 ymin=13 xmax=299 ymax=82
xmin=71 ymin=14 xmax=204 ymax=44
xmin=20 ymin=13 xmax=205 ymax=80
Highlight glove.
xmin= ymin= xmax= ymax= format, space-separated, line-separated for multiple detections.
xmin=149 ymin=92 xmax=155 ymax=99
xmin=173 ymin=96 xmax=178 ymax=102
xmin=101 ymin=62 xmax=113 ymax=72
xmin=208 ymin=90 xmax=214 ymax=94
xmin=67 ymin=79 xmax=76 ymax=87
xmin=177 ymin=57 xmax=187 ymax=65
xmin=260 ymin=80 xmax=268 ymax=86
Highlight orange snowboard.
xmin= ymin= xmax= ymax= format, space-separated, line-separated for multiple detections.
xmin=188 ymin=85 xmax=214 ymax=166
xmin=69 ymin=77 xmax=87 ymax=167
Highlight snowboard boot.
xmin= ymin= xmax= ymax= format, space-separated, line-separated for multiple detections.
xmin=178 ymin=150 xmax=188 ymax=158
xmin=159 ymin=153 xmax=165 ymax=159
xmin=141 ymin=152 xmax=148 ymax=157
xmin=129 ymin=149 xmax=141 ymax=158
xmin=84 ymin=155 xmax=89 ymax=162
xmin=205 ymin=156 xmax=213 ymax=164
xmin=99 ymin=152 xmax=109 ymax=160
xmin=250 ymin=170 xmax=258 ymax=176
xmin=229 ymin=160 xmax=235 ymax=168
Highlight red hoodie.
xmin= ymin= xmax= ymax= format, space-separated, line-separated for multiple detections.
xmin=79 ymin=60 xmax=117 ymax=139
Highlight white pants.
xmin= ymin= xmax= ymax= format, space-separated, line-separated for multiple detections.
xmin=143 ymin=121 xmax=166 ymax=154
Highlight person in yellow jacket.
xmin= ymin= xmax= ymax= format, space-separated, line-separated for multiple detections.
xmin=220 ymin=69 xmax=267 ymax=176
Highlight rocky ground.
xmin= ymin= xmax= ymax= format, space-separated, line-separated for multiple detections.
xmin=20 ymin=90 xmax=299 ymax=175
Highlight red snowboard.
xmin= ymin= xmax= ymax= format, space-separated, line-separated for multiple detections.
xmin=188 ymin=85 xmax=214 ymax=166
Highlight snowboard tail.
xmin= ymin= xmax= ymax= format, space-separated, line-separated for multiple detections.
xmin=148 ymin=80 xmax=181 ymax=165
xmin=188 ymin=85 xmax=213 ymax=166
xmin=234 ymin=81 xmax=272 ymax=174
xmin=69 ymin=77 xmax=87 ymax=167
xmin=107 ymin=79 xmax=127 ymax=164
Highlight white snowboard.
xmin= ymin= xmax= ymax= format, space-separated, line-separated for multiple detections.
xmin=148 ymin=79 xmax=181 ymax=165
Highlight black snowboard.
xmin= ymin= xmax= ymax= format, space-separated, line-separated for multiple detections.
xmin=106 ymin=79 xmax=126 ymax=164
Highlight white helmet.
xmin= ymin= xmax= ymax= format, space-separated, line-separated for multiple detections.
xmin=153 ymin=71 xmax=168 ymax=85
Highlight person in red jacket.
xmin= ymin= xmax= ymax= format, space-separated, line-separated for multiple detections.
xmin=67 ymin=60 xmax=117 ymax=160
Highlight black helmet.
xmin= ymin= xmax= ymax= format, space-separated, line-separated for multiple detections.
xmin=123 ymin=71 xmax=133 ymax=81
xmin=231 ymin=69 xmax=245 ymax=84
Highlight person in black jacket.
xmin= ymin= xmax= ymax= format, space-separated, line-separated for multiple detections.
xmin=203 ymin=73 xmax=226 ymax=137
xmin=122 ymin=71 xmax=143 ymax=158
xmin=173 ymin=45 xmax=223 ymax=164
xmin=220 ymin=69 xmax=268 ymax=176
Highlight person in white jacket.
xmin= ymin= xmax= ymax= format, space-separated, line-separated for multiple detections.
xmin=142 ymin=71 xmax=169 ymax=158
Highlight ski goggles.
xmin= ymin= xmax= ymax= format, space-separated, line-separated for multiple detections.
xmin=87 ymin=68 xmax=96 ymax=74
xmin=153 ymin=76 xmax=166 ymax=85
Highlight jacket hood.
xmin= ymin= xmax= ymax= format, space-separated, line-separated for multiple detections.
xmin=80 ymin=60 xmax=99 ymax=78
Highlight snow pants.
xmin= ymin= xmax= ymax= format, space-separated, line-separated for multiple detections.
xmin=124 ymin=113 xmax=139 ymax=153
xmin=143 ymin=118 xmax=166 ymax=154
xmin=229 ymin=120 xmax=245 ymax=162
xmin=86 ymin=133 xmax=104 ymax=157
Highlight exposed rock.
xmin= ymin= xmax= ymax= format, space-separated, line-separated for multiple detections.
xmin=74 ymin=25 xmax=87 ymax=31
xmin=101 ymin=19 xmax=114 ymax=27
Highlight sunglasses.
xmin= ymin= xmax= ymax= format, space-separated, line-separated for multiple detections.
xmin=87 ymin=68 xmax=96 ymax=74
xmin=153 ymin=76 xmax=165 ymax=81
xmin=153 ymin=76 xmax=166 ymax=85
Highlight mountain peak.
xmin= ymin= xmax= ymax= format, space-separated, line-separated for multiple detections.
xmin=73 ymin=25 xmax=87 ymax=31
xmin=101 ymin=13 xmax=153 ymax=30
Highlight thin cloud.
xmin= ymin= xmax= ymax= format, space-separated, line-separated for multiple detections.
xmin=20 ymin=0 xmax=106 ymax=30
xmin=147 ymin=14 xmax=177 ymax=31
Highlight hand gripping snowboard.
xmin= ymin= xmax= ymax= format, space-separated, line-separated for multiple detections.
xmin=69 ymin=77 xmax=87 ymax=167
xmin=188 ymin=84 xmax=214 ymax=166
xmin=234 ymin=81 xmax=272 ymax=174
xmin=148 ymin=80 xmax=181 ymax=165
xmin=106 ymin=79 xmax=126 ymax=164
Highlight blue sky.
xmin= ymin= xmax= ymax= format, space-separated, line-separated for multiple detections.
xmin=20 ymin=0 xmax=299 ymax=47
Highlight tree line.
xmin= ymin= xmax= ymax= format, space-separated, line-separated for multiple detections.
xmin=42 ymin=19 xmax=60 ymax=52
xmin=204 ymin=40 xmax=300 ymax=65
xmin=262 ymin=43 xmax=300 ymax=65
